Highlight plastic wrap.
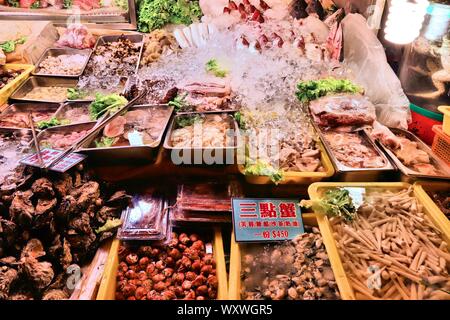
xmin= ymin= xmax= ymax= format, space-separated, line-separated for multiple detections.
xmin=341 ymin=14 xmax=411 ymax=129
xmin=117 ymin=188 xmax=168 ymax=240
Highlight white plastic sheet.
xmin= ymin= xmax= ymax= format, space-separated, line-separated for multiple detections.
xmin=341 ymin=14 xmax=411 ymax=129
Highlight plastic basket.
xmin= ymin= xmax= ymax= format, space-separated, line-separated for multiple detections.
xmin=431 ymin=125 xmax=450 ymax=165
xmin=409 ymin=103 xmax=443 ymax=145
xmin=438 ymin=106 xmax=450 ymax=136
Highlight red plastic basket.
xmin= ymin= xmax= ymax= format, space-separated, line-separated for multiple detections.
xmin=432 ymin=125 xmax=450 ymax=166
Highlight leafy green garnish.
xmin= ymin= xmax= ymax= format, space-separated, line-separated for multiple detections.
xmin=113 ymin=0 xmax=128 ymax=10
xmin=175 ymin=114 xmax=202 ymax=128
xmin=0 ymin=36 xmax=27 ymax=53
xmin=244 ymin=160 xmax=284 ymax=184
xmin=234 ymin=111 xmax=247 ymax=130
xmin=301 ymin=188 xmax=357 ymax=222
xmin=138 ymin=0 xmax=202 ymax=33
xmin=6 ymin=0 xmax=19 ymax=7
xmin=94 ymin=136 xmax=117 ymax=148
xmin=168 ymin=93 xmax=188 ymax=112
xmin=205 ymin=59 xmax=228 ymax=78
xmin=295 ymin=78 xmax=364 ymax=103
xmin=95 ymin=218 xmax=122 ymax=234
xmin=63 ymin=0 xmax=73 ymax=9
xmin=89 ymin=93 xmax=128 ymax=120
xmin=67 ymin=88 xmax=88 ymax=100
xmin=36 ymin=117 xmax=70 ymax=130
xmin=30 ymin=1 xmax=40 ymax=8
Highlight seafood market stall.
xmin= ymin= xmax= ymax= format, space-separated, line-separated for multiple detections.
xmin=0 ymin=0 xmax=449 ymax=302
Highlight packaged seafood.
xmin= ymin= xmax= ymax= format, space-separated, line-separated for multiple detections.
xmin=36 ymin=122 xmax=97 ymax=151
xmin=117 ymin=187 xmax=168 ymax=241
xmin=374 ymin=127 xmax=450 ymax=182
xmin=308 ymin=182 xmax=450 ymax=300
xmin=229 ymin=214 xmax=340 ymax=300
xmin=10 ymin=76 xmax=77 ymax=103
xmin=170 ymin=207 xmax=232 ymax=225
xmin=33 ymin=48 xmax=92 ymax=77
xmin=0 ymin=103 xmax=59 ymax=129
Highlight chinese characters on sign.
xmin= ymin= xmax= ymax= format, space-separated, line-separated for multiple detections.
xmin=232 ymin=198 xmax=305 ymax=242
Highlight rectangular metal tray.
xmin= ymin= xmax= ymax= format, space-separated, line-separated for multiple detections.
xmin=163 ymin=112 xmax=239 ymax=165
xmin=32 ymin=48 xmax=92 ymax=78
xmin=67 ymin=76 xmax=129 ymax=103
xmin=376 ymin=127 xmax=450 ymax=182
xmin=78 ymin=104 xmax=174 ymax=164
xmin=0 ymin=102 xmax=60 ymax=130
xmin=314 ymin=124 xmax=396 ymax=182
xmin=54 ymin=101 xmax=92 ymax=125
xmin=9 ymin=76 xmax=77 ymax=103
xmin=35 ymin=122 xmax=97 ymax=152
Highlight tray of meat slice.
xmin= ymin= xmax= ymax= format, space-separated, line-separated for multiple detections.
xmin=313 ymin=124 xmax=396 ymax=182
xmin=0 ymin=103 xmax=60 ymax=130
xmin=375 ymin=128 xmax=450 ymax=182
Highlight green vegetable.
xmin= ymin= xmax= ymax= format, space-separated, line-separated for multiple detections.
xmin=89 ymin=93 xmax=128 ymax=120
xmin=30 ymin=0 xmax=40 ymax=8
xmin=301 ymin=188 xmax=357 ymax=222
xmin=94 ymin=136 xmax=117 ymax=148
xmin=6 ymin=0 xmax=19 ymax=7
xmin=63 ymin=0 xmax=73 ymax=8
xmin=67 ymin=88 xmax=88 ymax=100
xmin=95 ymin=218 xmax=122 ymax=234
xmin=234 ymin=111 xmax=247 ymax=130
xmin=138 ymin=0 xmax=202 ymax=33
xmin=168 ymin=93 xmax=188 ymax=112
xmin=113 ymin=0 xmax=128 ymax=10
xmin=36 ymin=117 xmax=69 ymax=130
xmin=244 ymin=160 xmax=284 ymax=184
xmin=295 ymin=78 xmax=364 ymax=103
xmin=205 ymin=59 xmax=228 ymax=78
xmin=0 ymin=36 xmax=27 ymax=54
xmin=175 ymin=114 xmax=202 ymax=128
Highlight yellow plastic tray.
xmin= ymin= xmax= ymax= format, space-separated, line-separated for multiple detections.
xmin=228 ymin=213 xmax=346 ymax=300
xmin=96 ymin=228 xmax=228 ymax=300
xmin=438 ymin=106 xmax=450 ymax=136
xmin=0 ymin=64 xmax=34 ymax=106
xmin=238 ymin=142 xmax=335 ymax=185
xmin=308 ymin=182 xmax=450 ymax=300
xmin=414 ymin=181 xmax=450 ymax=236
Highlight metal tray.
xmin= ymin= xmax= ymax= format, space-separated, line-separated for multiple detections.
xmin=90 ymin=34 xmax=144 ymax=75
xmin=163 ymin=112 xmax=239 ymax=166
xmin=314 ymin=125 xmax=397 ymax=182
xmin=67 ymin=76 xmax=129 ymax=103
xmin=376 ymin=128 xmax=450 ymax=182
xmin=78 ymin=104 xmax=174 ymax=164
xmin=0 ymin=102 xmax=60 ymax=130
xmin=54 ymin=101 xmax=92 ymax=125
xmin=35 ymin=122 xmax=97 ymax=152
xmin=9 ymin=76 xmax=77 ymax=103
xmin=32 ymin=48 xmax=92 ymax=78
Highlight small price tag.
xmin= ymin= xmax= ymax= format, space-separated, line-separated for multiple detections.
xmin=232 ymin=198 xmax=305 ymax=243
xmin=128 ymin=130 xmax=144 ymax=146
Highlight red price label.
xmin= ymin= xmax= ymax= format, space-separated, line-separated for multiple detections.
xmin=272 ymin=230 xmax=289 ymax=239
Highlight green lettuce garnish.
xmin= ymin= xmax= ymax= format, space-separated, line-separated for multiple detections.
xmin=301 ymin=188 xmax=357 ymax=221
xmin=295 ymin=78 xmax=364 ymax=103
xmin=205 ymin=59 xmax=228 ymax=78
xmin=244 ymin=160 xmax=284 ymax=184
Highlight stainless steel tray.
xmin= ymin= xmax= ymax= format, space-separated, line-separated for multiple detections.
xmin=90 ymin=34 xmax=144 ymax=75
xmin=163 ymin=112 xmax=239 ymax=165
xmin=0 ymin=102 xmax=60 ymax=130
xmin=32 ymin=48 xmax=92 ymax=78
xmin=376 ymin=128 xmax=450 ymax=182
xmin=314 ymin=124 xmax=396 ymax=182
xmin=10 ymin=76 xmax=77 ymax=103
xmin=35 ymin=122 xmax=97 ymax=152
xmin=78 ymin=104 xmax=174 ymax=164
xmin=54 ymin=101 xmax=92 ymax=125
xmin=67 ymin=76 xmax=129 ymax=103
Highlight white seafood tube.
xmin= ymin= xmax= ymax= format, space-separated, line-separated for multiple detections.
xmin=384 ymin=0 xmax=429 ymax=45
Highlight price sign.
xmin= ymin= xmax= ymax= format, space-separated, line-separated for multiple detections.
xmin=232 ymin=198 xmax=305 ymax=243
xmin=20 ymin=149 xmax=87 ymax=172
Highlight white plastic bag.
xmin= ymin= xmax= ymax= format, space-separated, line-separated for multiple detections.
xmin=341 ymin=14 xmax=411 ymax=129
